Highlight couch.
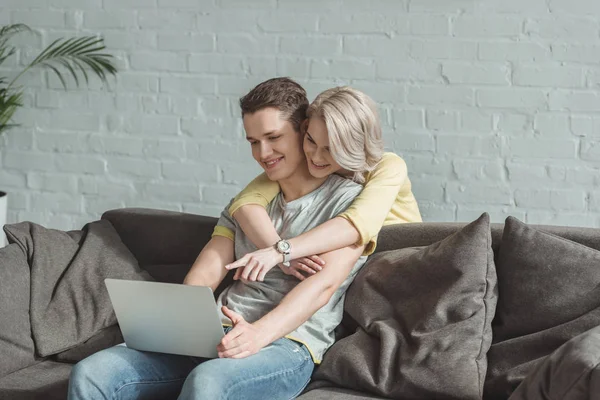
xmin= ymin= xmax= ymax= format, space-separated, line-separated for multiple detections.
xmin=1 ymin=207 xmax=599 ymax=400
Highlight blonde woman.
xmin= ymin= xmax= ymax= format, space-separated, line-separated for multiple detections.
xmin=226 ymin=86 xmax=422 ymax=280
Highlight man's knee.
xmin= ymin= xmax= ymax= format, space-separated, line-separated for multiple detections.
xmin=68 ymin=347 xmax=128 ymax=399
xmin=179 ymin=363 xmax=229 ymax=400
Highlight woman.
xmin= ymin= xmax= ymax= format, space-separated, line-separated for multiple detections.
xmin=226 ymin=86 xmax=422 ymax=281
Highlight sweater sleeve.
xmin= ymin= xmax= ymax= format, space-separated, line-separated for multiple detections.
xmin=337 ymin=153 xmax=407 ymax=249
xmin=228 ymin=172 xmax=281 ymax=216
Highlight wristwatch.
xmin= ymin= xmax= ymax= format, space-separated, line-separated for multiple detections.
xmin=275 ymin=239 xmax=292 ymax=267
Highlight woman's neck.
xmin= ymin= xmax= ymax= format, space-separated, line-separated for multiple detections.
xmin=278 ymin=165 xmax=327 ymax=202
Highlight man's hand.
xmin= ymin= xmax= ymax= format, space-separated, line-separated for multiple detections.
xmin=225 ymin=247 xmax=326 ymax=282
xmin=217 ymin=306 xmax=269 ymax=359
xmin=280 ymin=255 xmax=325 ymax=281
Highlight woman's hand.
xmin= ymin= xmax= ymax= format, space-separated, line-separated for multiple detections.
xmin=225 ymin=248 xmax=326 ymax=282
xmin=217 ymin=306 xmax=268 ymax=359
xmin=279 ymin=255 xmax=325 ymax=281
xmin=225 ymin=247 xmax=282 ymax=281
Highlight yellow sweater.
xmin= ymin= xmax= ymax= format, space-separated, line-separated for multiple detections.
xmin=228 ymin=152 xmax=422 ymax=255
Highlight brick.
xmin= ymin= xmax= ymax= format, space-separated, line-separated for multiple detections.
xmin=344 ymin=36 xmax=408 ymax=57
xmin=181 ymin=119 xmax=241 ymax=141
xmin=118 ymin=74 xmax=159 ymax=93
xmin=408 ymin=86 xmax=473 ymax=106
xmin=586 ymin=68 xmax=600 ymax=89
xmin=139 ymin=115 xmax=179 ymax=136
xmin=459 ymin=111 xmax=494 ymax=132
xmin=391 ymin=133 xmax=435 ymax=152
xmin=28 ymin=172 xmax=77 ymax=193
xmin=515 ymin=189 xmax=586 ymax=211
xmin=4 ymin=152 xmax=55 ymax=172
xmin=514 ymin=65 xmax=584 ymax=88
xmin=217 ymin=34 xmax=277 ymax=55
xmin=2 ymin=0 xmax=47 ymax=6
xmin=566 ymin=168 xmax=600 ymax=186
xmin=508 ymin=138 xmax=577 ymax=158
xmin=246 ymin=56 xmax=277 ymax=77
xmin=130 ymin=52 xmax=187 ymax=72
xmin=476 ymin=0 xmax=549 ymax=14
xmin=56 ymin=155 xmax=105 ymax=174
xmin=581 ymin=139 xmax=600 ymax=161
xmin=551 ymin=44 xmax=600 ymax=64
xmin=525 ymin=18 xmax=598 ymax=40
xmin=141 ymin=95 xmax=170 ymax=114
xmin=479 ymin=42 xmax=551 ymax=62
xmin=549 ymin=0 xmax=600 ymax=14
xmin=437 ymin=135 xmax=503 ymax=156
xmin=409 ymin=15 xmax=449 ymax=35
xmin=591 ymin=191 xmax=600 ymax=211
xmin=12 ymin=11 xmax=65 ymax=28
xmin=281 ymin=36 xmax=341 ymax=56
xmin=477 ymin=89 xmax=547 ymax=109
xmin=497 ymin=113 xmax=534 ymax=134
xmin=216 ymin=0 xmax=276 ymax=8
xmin=571 ymin=116 xmax=600 ymax=137
xmin=143 ymin=182 xmax=201 ymax=203
xmin=47 ymin=215 xmax=76 ymax=230
xmin=182 ymin=204 xmax=223 ymax=218
xmin=158 ymin=0 xmax=209 ymax=8
xmin=310 ymin=59 xmax=375 ymax=80
xmin=409 ymin=0 xmax=475 ymax=13
xmin=138 ymin=11 xmax=195 ymax=30
xmin=426 ymin=110 xmax=459 ymax=131
xmin=103 ymin=0 xmax=156 ymax=8
xmin=377 ymin=61 xmax=441 ymax=83
xmin=0 ymin=171 xmax=27 ymax=188
xmin=447 ymin=182 xmax=513 ymax=205
xmin=7 ymin=192 xmax=29 ymax=211
xmin=527 ymin=211 xmax=598 ymax=228
xmin=402 ymin=154 xmax=453 ymax=175
xmin=37 ymin=132 xmax=89 ymax=153
xmin=351 ymin=81 xmax=405 ymax=103
xmin=3 ymin=127 xmax=34 ymax=151
xmin=549 ymin=91 xmax=600 ymax=112
xmin=217 ymin=77 xmax=261 ymax=96
xmin=442 ymin=62 xmax=510 ymax=85
xmin=162 ymin=162 xmax=219 ymax=183
xmin=506 ymin=162 xmax=547 ymax=182
xmin=83 ymin=196 xmax=126 ymax=214
xmin=88 ymin=135 xmax=144 ymax=156
xmin=143 ymin=140 xmax=186 ymax=160
xmin=410 ymin=179 xmax=445 ymax=202
xmin=36 ymin=91 xmax=88 ymax=110
xmin=393 ymin=109 xmax=425 ymax=129
xmin=258 ymin=13 xmax=318 ymax=32
xmin=158 ymin=33 xmax=214 ymax=52
xmin=160 ymin=77 xmax=215 ymax=95
xmin=276 ymin=57 xmax=311 ymax=78
xmin=221 ymin=163 xmax=263 ymax=185
xmin=106 ymin=157 xmax=161 ymax=178
xmin=410 ymin=39 xmax=478 ymax=60
xmin=453 ymin=16 xmax=522 ymax=37
xmin=196 ymin=11 xmax=259 ymax=33
xmin=534 ymin=114 xmax=571 ymax=137
xmin=320 ymin=14 xmax=408 ymax=34
xmin=457 ymin=207 xmax=526 ymax=224
xmin=202 ymin=185 xmax=242 ymax=205
xmin=84 ymin=11 xmax=135 ymax=29
xmin=31 ymin=193 xmax=81 ymax=213
xmin=418 ymin=202 xmax=457 ymax=222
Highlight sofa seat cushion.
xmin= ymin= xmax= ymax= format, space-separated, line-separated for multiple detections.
xmin=0 ymin=243 xmax=39 ymax=378
xmin=311 ymin=213 xmax=497 ymax=399
xmin=508 ymin=325 xmax=600 ymax=400
xmin=485 ymin=216 xmax=600 ymax=399
xmin=51 ymin=324 xmax=124 ymax=364
xmin=298 ymin=387 xmax=389 ymax=399
xmin=0 ymin=361 xmax=72 ymax=400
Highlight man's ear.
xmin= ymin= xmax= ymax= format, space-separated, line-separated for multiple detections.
xmin=300 ymin=119 xmax=309 ymax=134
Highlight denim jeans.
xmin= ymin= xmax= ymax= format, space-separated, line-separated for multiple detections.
xmin=67 ymin=331 xmax=314 ymax=400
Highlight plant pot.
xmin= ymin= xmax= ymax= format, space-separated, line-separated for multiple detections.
xmin=0 ymin=191 xmax=6 ymax=248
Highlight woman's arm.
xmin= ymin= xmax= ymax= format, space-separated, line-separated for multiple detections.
xmin=226 ymin=154 xmax=406 ymax=278
xmin=183 ymin=236 xmax=235 ymax=291
xmin=217 ymin=244 xmax=365 ymax=359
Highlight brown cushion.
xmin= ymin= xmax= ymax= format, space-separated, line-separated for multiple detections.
xmin=0 ymin=243 xmax=40 ymax=378
xmin=485 ymin=216 xmax=600 ymax=399
xmin=312 ymin=213 xmax=497 ymax=399
xmin=508 ymin=326 xmax=600 ymax=400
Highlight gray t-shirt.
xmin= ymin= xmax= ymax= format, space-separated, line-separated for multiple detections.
xmin=215 ymin=174 xmax=367 ymax=363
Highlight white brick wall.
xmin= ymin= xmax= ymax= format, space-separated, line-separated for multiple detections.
xmin=1 ymin=0 xmax=600 ymax=230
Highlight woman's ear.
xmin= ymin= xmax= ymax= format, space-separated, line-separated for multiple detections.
xmin=300 ymin=118 xmax=309 ymax=135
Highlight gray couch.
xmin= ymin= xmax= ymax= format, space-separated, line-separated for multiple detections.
xmin=1 ymin=207 xmax=599 ymax=400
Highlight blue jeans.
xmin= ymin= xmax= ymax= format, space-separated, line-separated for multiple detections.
xmin=67 ymin=333 xmax=314 ymax=400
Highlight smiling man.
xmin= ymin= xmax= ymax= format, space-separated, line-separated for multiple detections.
xmin=67 ymin=78 xmax=367 ymax=400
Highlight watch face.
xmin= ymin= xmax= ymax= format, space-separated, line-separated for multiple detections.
xmin=277 ymin=240 xmax=291 ymax=252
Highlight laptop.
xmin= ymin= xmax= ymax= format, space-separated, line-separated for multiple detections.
xmin=104 ymin=279 xmax=225 ymax=358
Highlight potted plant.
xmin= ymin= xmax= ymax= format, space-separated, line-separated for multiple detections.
xmin=0 ymin=24 xmax=117 ymax=246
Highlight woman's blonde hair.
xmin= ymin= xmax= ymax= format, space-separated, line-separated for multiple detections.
xmin=307 ymin=86 xmax=384 ymax=183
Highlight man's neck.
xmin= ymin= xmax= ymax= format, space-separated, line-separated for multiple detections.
xmin=278 ymin=165 xmax=327 ymax=202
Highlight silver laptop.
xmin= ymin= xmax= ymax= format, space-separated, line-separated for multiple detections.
xmin=105 ymin=279 xmax=225 ymax=358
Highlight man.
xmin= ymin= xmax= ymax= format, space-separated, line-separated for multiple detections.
xmin=68 ymin=78 xmax=366 ymax=400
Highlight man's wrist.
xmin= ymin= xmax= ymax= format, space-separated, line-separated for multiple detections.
xmin=253 ymin=319 xmax=276 ymax=347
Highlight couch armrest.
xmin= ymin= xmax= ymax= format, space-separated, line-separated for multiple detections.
xmin=101 ymin=208 xmax=218 ymax=266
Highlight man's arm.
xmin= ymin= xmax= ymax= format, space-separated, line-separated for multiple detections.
xmin=183 ymin=236 xmax=235 ymax=291
xmin=217 ymin=244 xmax=365 ymax=358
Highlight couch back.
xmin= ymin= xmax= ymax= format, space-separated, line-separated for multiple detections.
xmin=102 ymin=208 xmax=600 ymax=268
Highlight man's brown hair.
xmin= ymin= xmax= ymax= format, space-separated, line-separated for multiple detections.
xmin=239 ymin=77 xmax=309 ymax=133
